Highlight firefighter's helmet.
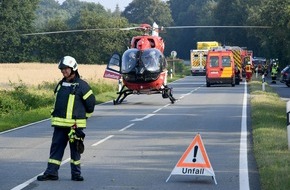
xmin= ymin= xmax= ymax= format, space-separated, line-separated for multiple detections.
xmin=58 ymin=56 xmax=78 ymax=71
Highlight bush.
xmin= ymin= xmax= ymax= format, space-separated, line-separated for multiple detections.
xmin=0 ymin=91 xmax=26 ymax=115
xmin=10 ymin=83 xmax=54 ymax=109
xmin=0 ymin=82 xmax=54 ymax=116
xmin=167 ymin=59 xmax=191 ymax=76
xmin=90 ymin=79 xmax=118 ymax=94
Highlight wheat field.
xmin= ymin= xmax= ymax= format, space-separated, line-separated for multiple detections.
xmin=0 ymin=63 xmax=115 ymax=89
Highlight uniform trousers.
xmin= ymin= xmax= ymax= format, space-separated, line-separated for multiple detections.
xmin=44 ymin=127 xmax=81 ymax=177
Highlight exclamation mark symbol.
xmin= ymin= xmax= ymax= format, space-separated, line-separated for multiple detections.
xmin=192 ymin=145 xmax=198 ymax=162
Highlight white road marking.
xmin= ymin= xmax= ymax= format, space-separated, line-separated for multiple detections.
xmin=239 ymin=82 xmax=250 ymax=190
xmin=130 ymin=113 xmax=155 ymax=122
xmin=0 ymin=119 xmax=50 ymax=135
xmin=91 ymin=135 xmax=114 ymax=147
xmin=10 ymin=84 xmax=203 ymax=190
xmin=119 ymin=123 xmax=135 ymax=132
xmin=11 ymin=158 xmax=71 ymax=190
xmin=153 ymin=104 xmax=170 ymax=113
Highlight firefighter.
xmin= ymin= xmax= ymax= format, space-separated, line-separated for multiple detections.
xmin=245 ymin=61 xmax=253 ymax=82
xmin=271 ymin=61 xmax=279 ymax=84
xmin=37 ymin=56 xmax=96 ymax=181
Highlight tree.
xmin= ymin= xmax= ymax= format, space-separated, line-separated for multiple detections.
xmin=167 ymin=0 xmax=215 ymax=58
xmin=112 ymin=4 xmax=121 ymax=17
xmin=122 ymin=0 xmax=173 ymax=26
xmin=247 ymin=0 xmax=290 ymax=65
xmin=0 ymin=0 xmax=39 ymax=62
xmin=67 ymin=8 xmax=134 ymax=64
xmin=31 ymin=5 xmax=132 ymax=63
xmin=212 ymin=0 xmax=251 ymax=46
xmin=34 ymin=0 xmax=66 ymax=29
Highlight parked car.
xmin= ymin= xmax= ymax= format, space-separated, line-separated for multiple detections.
xmin=280 ymin=65 xmax=290 ymax=87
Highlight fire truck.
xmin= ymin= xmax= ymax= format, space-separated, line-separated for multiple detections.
xmin=219 ymin=46 xmax=254 ymax=82
xmin=190 ymin=41 xmax=220 ymax=75
xmin=242 ymin=50 xmax=254 ymax=77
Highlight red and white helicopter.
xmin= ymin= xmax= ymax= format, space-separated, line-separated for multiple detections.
xmin=103 ymin=22 xmax=176 ymax=105
xmin=23 ymin=23 xmax=270 ymax=105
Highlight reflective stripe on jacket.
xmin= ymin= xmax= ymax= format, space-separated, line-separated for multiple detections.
xmin=271 ymin=66 xmax=278 ymax=76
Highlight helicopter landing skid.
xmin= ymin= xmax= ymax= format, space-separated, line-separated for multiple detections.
xmin=113 ymin=86 xmax=133 ymax=105
xmin=162 ymin=85 xmax=176 ymax=104
xmin=113 ymin=85 xmax=176 ymax=105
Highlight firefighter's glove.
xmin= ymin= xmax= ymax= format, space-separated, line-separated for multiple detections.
xmin=75 ymin=128 xmax=85 ymax=139
xmin=68 ymin=128 xmax=76 ymax=143
xmin=75 ymin=128 xmax=85 ymax=154
xmin=76 ymin=140 xmax=85 ymax=154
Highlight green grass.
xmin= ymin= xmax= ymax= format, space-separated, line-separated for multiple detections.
xmin=0 ymin=80 xmax=118 ymax=132
xmin=0 ymin=106 xmax=51 ymax=131
xmin=250 ymin=79 xmax=290 ymax=190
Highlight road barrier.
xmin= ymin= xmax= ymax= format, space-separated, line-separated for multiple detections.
xmin=287 ymin=101 xmax=290 ymax=150
xmin=262 ymin=74 xmax=265 ymax=91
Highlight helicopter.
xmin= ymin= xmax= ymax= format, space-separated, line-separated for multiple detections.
xmin=102 ymin=23 xmax=271 ymax=105
xmin=103 ymin=22 xmax=176 ymax=105
xmin=22 ymin=23 xmax=270 ymax=105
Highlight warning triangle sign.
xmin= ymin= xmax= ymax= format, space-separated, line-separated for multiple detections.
xmin=166 ymin=134 xmax=217 ymax=184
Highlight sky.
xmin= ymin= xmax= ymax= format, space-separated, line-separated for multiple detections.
xmin=56 ymin=0 xmax=133 ymax=11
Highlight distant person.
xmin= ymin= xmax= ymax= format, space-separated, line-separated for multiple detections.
xmin=245 ymin=62 xmax=253 ymax=82
xmin=37 ymin=56 xmax=96 ymax=181
xmin=271 ymin=61 xmax=279 ymax=84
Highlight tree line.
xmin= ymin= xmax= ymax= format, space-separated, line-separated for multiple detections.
xmin=0 ymin=0 xmax=289 ymax=66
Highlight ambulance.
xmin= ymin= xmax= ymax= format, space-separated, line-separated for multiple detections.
xmin=190 ymin=41 xmax=220 ymax=75
xmin=206 ymin=48 xmax=237 ymax=87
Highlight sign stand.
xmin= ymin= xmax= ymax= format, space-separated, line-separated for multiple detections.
xmin=166 ymin=134 xmax=217 ymax=184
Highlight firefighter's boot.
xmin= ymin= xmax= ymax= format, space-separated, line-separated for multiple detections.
xmin=71 ymin=174 xmax=84 ymax=181
xmin=37 ymin=174 xmax=59 ymax=181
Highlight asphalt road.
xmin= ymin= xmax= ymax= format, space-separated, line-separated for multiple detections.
xmin=0 ymin=76 xmax=260 ymax=190
xmin=265 ymin=75 xmax=290 ymax=101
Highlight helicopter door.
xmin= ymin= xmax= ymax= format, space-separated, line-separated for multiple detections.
xmin=103 ymin=53 xmax=122 ymax=80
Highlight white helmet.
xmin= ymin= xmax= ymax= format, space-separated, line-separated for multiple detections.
xmin=58 ymin=56 xmax=78 ymax=71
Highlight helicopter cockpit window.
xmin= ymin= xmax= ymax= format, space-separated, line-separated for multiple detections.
xmin=141 ymin=49 xmax=162 ymax=72
xmin=121 ymin=49 xmax=138 ymax=73
xmin=108 ymin=53 xmax=121 ymax=71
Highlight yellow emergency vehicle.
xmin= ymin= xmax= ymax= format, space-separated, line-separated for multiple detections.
xmin=191 ymin=41 xmax=220 ymax=75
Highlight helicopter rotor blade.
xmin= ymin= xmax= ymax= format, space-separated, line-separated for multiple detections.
xmin=21 ymin=26 xmax=141 ymax=36
xmin=163 ymin=25 xmax=271 ymax=29
xmin=21 ymin=25 xmax=271 ymax=36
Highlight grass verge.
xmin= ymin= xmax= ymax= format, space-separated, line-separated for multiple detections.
xmin=250 ymin=79 xmax=290 ymax=190
xmin=0 ymin=80 xmax=118 ymax=132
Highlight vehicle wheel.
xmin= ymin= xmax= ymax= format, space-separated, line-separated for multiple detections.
xmin=232 ymin=78 xmax=235 ymax=87
xmin=206 ymin=82 xmax=210 ymax=87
